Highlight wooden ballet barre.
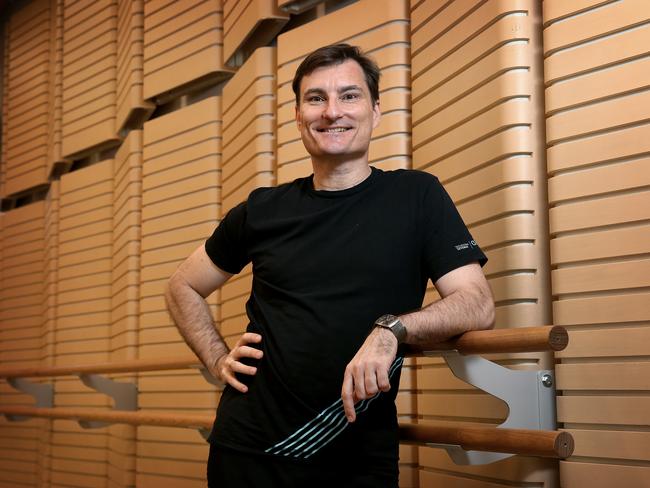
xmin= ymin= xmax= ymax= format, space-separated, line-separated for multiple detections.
xmin=0 ymin=406 xmax=213 ymax=430
xmin=0 ymin=326 xmax=568 ymax=381
xmin=405 ymin=325 xmax=568 ymax=356
xmin=0 ymin=406 xmax=573 ymax=459
xmin=0 ymin=355 xmax=203 ymax=379
xmin=399 ymin=424 xmax=574 ymax=459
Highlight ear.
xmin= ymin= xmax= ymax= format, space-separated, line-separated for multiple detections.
xmin=372 ymin=100 xmax=381 ymax=129
xmin=295 ymin=104 xmax=302 ymax=130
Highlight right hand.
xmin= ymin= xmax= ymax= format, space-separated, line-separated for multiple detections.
xmin=213 ymin=333 xmax=263 ymax=393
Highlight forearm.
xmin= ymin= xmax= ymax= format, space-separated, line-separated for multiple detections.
xmin=165 ymin=274 xmax=229 ymax=374
xmin=400 ymin=283 xmax=495 ymax=347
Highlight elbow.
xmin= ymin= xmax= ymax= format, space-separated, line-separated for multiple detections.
xmin=483 ymin=299 xmax=495 ymax=330
xmin=477 ymin=283 xmax=495 ymax=331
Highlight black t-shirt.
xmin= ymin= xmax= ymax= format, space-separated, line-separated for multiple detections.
xmin=204 ymin=167 xmax=486 ymax=462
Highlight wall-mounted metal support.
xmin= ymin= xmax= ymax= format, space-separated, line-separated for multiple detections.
xmin=77 ymin=374 xmax=138 ymax=429
xmin=4 ymin=378 xmax=54 ymax=421
xmin=423 ymin=351 xmax=557 ymax=465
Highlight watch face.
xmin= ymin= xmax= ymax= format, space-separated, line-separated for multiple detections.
xmin=376 ymin=314 xmax=398 ymax=328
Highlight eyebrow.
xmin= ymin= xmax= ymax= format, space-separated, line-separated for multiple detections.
xmin=302 ymin=85 xmax=364 ymax=98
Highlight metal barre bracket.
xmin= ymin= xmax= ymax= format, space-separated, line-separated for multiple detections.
xmin=77 ymin=374 xmax=138 ymax=429
xmin=4 ymin=378 xmax=54 ymax=422
xmin=423 ymin=351 xmax=557 ymax=465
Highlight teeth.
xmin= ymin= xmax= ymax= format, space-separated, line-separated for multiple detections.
xmin=320 ymin=127 xmax=348 ymax=132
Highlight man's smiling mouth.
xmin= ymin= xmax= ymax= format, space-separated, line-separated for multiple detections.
xmin=316 ymin=127 xmax=352 ymax=133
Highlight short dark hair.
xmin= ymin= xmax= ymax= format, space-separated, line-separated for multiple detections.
xmin=292 ymin=43 xmax=381 ymax=106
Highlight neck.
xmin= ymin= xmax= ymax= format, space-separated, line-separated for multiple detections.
xmin=311 ymin=158 xmax=372 ymax=191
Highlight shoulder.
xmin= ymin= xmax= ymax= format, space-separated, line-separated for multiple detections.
xmin=378 ymin=168 xmax=443 ymax=194
xmin=247 ymin=177 xmax=307 ymax=205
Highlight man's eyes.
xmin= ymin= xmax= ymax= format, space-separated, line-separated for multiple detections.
xmin=306 ymin=93 xmax=361 ymax=103
xmin=341 ymin=93 xmax=360 ymax=101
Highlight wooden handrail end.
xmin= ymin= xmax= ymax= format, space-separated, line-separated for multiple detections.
xmin=555 ymin=431 xmax=575 ymax=458
xmin=549 ymin=326 xmax=569 ymax=351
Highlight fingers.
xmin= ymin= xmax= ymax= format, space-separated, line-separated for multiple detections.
xmin=218 ymin=333 xmax=263 ymax=393
xmin=341 ymin=370 xmax=356 ymax=423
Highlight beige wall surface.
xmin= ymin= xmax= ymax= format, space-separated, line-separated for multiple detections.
xmin=0 ymin=1 xmax=648 ymax=487
xmin=543 ymin=0 xmax=650 ymax=486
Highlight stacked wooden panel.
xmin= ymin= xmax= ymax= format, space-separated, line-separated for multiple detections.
xmin=222 ymin=0 xmax=288 ymax=65
xmin=39 ymin=182 xmax=60 ymax=488
xmin=143 ymin=0 xmax=231 ymax=101
xmin=116 ymin=0 xmax=154 ymax=133
xmin=276 ymin=2 xmax=416 ymax=484
xmin=108 ymin=132 xmax=143 ymax=488
xmin=544 ymin=1 xmax=650 ymax=486
xmin=3 ymin=0 xmax=51 ymax=196
xmin=411 ymin=0 xmax=554 ymax=486
xmin=47 ymin=0 xmax=68 ymax=178
xmin=219 ymin=47 xmax=277 ymax=347
xmin=0 ymin=202 xmax=46 ymax=487
xmin=53 ymin=161 xmax=114 ymax=487
xmin=138 ymin=97 xmax=222 ymax=486
xmin=1 ymin=27 xmax=7 ymax=196
xmin=61 ymin=0 xmax=119 ymax=158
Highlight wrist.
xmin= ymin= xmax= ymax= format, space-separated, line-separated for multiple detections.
xmin=374 ymin=314 xmax=407 ymax=344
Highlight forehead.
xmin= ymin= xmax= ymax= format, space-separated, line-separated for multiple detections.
xmin=300 ymin=59 xmax=368 ymax=93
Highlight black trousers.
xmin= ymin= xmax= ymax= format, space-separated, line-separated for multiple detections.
xmin=207 ymin=444 xmax=398 ymax=488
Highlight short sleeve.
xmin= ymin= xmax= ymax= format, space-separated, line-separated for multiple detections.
xmin=422 ymin=178 xmax=487 ymax=283
xmin=204 ymin=201 xmax=250 ymax=274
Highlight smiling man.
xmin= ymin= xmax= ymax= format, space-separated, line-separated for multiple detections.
xmin=165 ymin=44 xmax=494 ymax=487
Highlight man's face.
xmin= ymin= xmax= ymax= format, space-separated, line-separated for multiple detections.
xmin=295 ymin=60 xmax=380 ymax=161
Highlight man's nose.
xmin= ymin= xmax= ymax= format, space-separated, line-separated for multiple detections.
xmin=322 ymin=98 xmax=342 ymax=120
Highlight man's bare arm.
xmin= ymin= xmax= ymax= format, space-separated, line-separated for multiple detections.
xmin=341 ymin=262 xmax=494 ymax=421
xmin=400 ymin=262 xmax=495 ymax=346
xmin=165 ymin=245 xmax=262 ymax=392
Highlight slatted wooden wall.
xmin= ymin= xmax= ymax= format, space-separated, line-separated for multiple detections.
xmin=138 ymin=96 xmax=222 ymax=487
xmin=47 ymin=0 xmax=67 ymax=178
xmin=1 ymin=1 xmax=650 ymax=487
xmin=0 ymin=202 xmax=46 ymax=488
xmin=143 ymin=0 xmax=231 ymax=101
xmin=219 ymin=46 xmax=277 ymax=347
xmin=116 ymin=0 xmax=153 ymax=134
xmin=411 ymin=0 xmax=557 ymax=486
xmin=543 ymin=1 xmax=650 ymax=486
xmin=222 ymin=0 xmax=288 ymax=65
xmin=3 ymin=0 xmax=51 ymax=195
xmin=61 ymin=0 xmax=119 ymax=158
xmin=53 ymin=161 xmax=114 ymax=487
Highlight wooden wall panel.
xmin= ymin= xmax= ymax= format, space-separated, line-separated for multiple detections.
xmin=107 ymin=132 xmax=143 ymax=488
xmin=1 ymin=26 xmax=7 ymax=198
xmin=544 ymin=0 xmax=650 ymax=485
xmin=47 ymin=0 xmax=68 ymax=178
xmin=116 ymin=0 xmax=154 ymax=133
xmin=54 ymin=161 xmax=114 ymax=487
xmin=61 ymin=0 xmax=119 ymax=158
xmin=39 ymin=181 xmax=60 ymax=488
xmin=219 ymin=47 xmax=276 ymax=347
xmin=138 ymin=98 xmax=222 ymax=486
xmin=143 ymin=0 xmax=232 ymax=101
xmin=3 ymin=0 xmax=51 ymax=196
xmin=223 ymin=0 xmax=288 ymax=65
xmin=0 ymin=202 xmax=46 ymax=487
xmin=411 ymin=0 xmax=555 ymax=486
xmin=276 ymin=0 xmax=411 ymax=183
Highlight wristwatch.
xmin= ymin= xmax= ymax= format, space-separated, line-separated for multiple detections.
xmin=374 ymin=314 xmax=407 ymax=344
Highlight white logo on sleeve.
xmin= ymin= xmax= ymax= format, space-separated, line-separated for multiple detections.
xmin=455 ymin=240 xmax=477 ymax=251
